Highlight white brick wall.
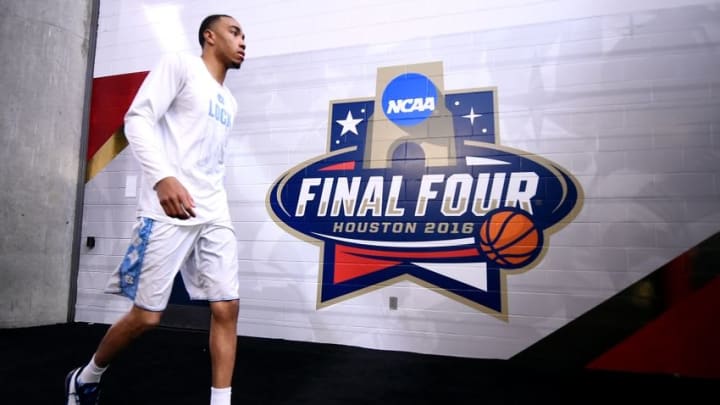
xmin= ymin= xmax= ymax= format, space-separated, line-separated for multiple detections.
xmin=76 ymin=0 xmax=720 ymax=359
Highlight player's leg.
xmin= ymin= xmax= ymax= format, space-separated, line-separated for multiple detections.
xmin=209 ymin=299 xmax=239 ymax=387
xmin=66 ymin=218 xmax=200 ymax=405
xmin=93 ymin=305 xmax=163 ymax=366
xmin=66 ymin=306 xmax=163 ymax=405
xmin=182 ymin=221 xmax=240 ymax=404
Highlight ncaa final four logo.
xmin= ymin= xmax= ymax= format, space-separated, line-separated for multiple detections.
xmin=267 ymin=62 xmax=582 ymax=316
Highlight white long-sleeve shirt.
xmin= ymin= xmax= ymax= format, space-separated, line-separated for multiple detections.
xmin=124 ymin=53 xmax=237 ymax=225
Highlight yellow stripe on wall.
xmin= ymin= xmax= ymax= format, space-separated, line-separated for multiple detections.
xmin=85 ymin=128 xmax=128 ymax=183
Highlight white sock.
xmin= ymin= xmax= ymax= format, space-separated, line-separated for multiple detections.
xmin=77 ymin=355 xmax=108 ymax=384
xmin=210 ymin=386 xmax=232 ymax=405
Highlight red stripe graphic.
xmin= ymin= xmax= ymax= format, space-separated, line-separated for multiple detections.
xmin=319 ymin=161 xmax=356 ymax=171
xmin=334 ymin=244 xmax=480 ymax=283
xmin=87 ymin=71 xmax=148 ymax=161
xmin=588 ymin=257 xmax=720 ymax=379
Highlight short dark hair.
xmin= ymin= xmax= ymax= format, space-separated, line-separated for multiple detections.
xmin=198 ymin=14 xmax=231 ymax=47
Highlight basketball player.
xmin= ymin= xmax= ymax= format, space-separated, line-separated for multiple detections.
xmin=65 ymin=14 xmax=246 ymax=405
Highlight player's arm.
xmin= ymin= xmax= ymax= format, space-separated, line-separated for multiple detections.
xmin=124 ymin=54 xmax=195 ymax=219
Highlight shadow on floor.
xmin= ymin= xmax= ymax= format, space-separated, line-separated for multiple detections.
xmin=0 ymin=322 xmax=715 ymax=404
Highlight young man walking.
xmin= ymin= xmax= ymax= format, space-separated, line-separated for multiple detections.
xmin=66 ymin=14 xmax=246 ymax=405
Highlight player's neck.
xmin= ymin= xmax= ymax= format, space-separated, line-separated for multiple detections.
xmin=201 ymin=53 xmax=227 ymax=85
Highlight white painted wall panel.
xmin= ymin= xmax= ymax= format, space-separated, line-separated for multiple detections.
xmin=76 ymin=0 xmax=720 ymax=359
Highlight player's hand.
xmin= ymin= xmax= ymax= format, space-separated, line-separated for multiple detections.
xmin=154 ymin=177 xmax=196 ymax=220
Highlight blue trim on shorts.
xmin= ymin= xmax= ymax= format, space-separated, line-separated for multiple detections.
xmin=118 ymin=218 xmax=154 ymax=300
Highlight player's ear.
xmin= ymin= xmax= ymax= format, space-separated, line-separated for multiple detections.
xmin=203 ymin=29 xmax=215 ymax=46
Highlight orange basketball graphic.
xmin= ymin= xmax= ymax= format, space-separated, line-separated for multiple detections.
xmin=478 ymin=209 xmax=542 ymax=268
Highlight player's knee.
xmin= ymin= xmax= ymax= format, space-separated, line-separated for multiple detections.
xmin=210 ymin=299 xmax=239 ymax=322
xmin=139 ymin=313 xmax=162 ymax=329
xmin=128 ymin=306 xmax=163 ymax=330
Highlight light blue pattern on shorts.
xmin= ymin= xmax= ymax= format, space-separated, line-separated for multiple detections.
xmin=118 ymin=218 xmax=154 ymax=300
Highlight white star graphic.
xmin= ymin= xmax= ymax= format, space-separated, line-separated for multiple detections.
xmin=462 ymin=107 xmax=482 ymax=125
xmin=336 ymin=110 xmax=363 ymax=136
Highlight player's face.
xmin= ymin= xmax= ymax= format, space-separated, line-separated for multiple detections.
xmin=212 ymin=17 xmax=246 ymax=69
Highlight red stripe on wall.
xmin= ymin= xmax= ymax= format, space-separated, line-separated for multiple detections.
xmin=587 ymin=272 xmax=720 ymax=379
xmin=87 ymin=71 xmax=148 ymax=161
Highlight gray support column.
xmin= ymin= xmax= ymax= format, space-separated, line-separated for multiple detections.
xmin=0 ymin=0 xmax=97 ymax=327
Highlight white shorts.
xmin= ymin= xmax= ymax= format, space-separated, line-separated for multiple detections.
xmin=105 ymin=217 xmax=240 ymax=311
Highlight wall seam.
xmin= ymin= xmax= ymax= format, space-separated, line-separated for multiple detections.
xmin=68 ymin=0 xmax=100 ymax=323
